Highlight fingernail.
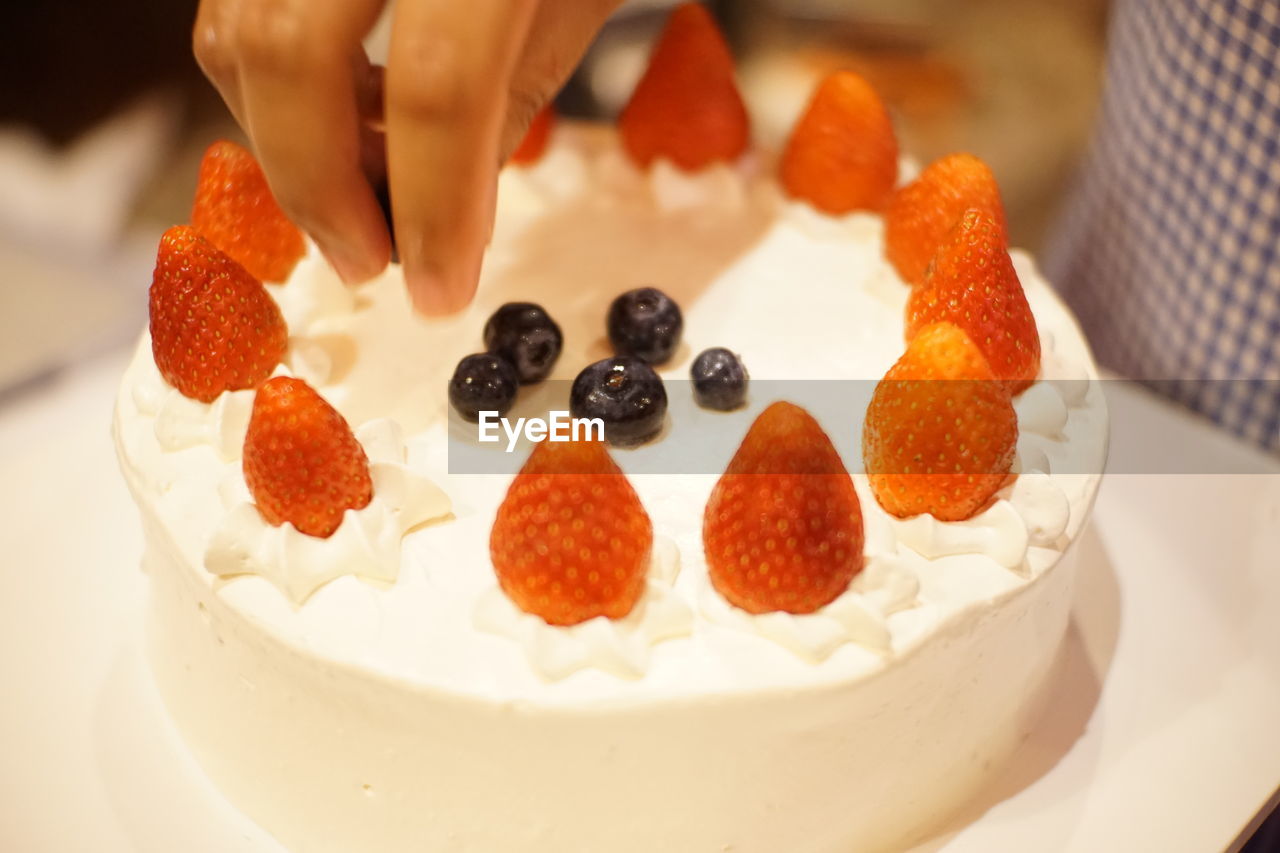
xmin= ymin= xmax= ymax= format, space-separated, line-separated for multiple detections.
xmin=406 ymin=263 xmax=478 ymax=317
xmin=323 ymin=241 xmax=383 ymax=285
xmin=406 ymin=266 xmax=458 ymax=316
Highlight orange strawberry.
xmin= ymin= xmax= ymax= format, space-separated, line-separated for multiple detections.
xmin=905 ymin=208 xmax=1040 ymax=393
xmin=243 ymin=376 xmax=372 ymax=538
xmin=618 ymin=2 xmax=750 ymax=171
xmin=191 ymin=140 xmax=305 ymax=283
xmin=863 ymin=322 xmax=1017 ymax=521
xmin=779 ymin=70 xmax=899 ymax=214
xmin=885 ymin=152 xmax=1008 ymax=286
xmin=149 ymin=225 xmax=287 ymax=403
xmin=490 ymin=438 xmax=652 ymax=626
xmin=704 ymin=402 xmax=864 ymax=615
xmin=510 ymin=104 xmax=556 ymax=166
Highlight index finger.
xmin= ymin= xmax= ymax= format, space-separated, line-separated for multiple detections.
xmin=235 ymin=0 xmax=391 ymax=283
xmin=384 ymin=0 xmax=538 ymax=315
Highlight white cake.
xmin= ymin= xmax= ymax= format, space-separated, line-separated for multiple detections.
xmin=113 ymin=125 xmax=1107 ymax=852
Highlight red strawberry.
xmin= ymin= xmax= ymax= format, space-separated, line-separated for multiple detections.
xmin=885 ymin=152 xmax=1008 ymax=286
xmin=863 ymin=322 xmax=1017 ymax=521
xmin=704 ymin=402 xmax=864 ymax=615
xmin=780 ymin=70 xmax=899 ymax=214
xmin=510 ymin=104 xmax=556 ymax=166
xmin=149 ymin=225 xmax=287 ymax=403
xmin=905 ymin=208 xmax=1040 ymax=393
xmin=243 ymin=376 xmax=372 ymax=538
xmin=490 ymin=438 xmax=652 ymax=626
xmin=191 ymin=140 xmax=305 ymax=283
xmin=618 ymin=2 xmax=750 ymax=171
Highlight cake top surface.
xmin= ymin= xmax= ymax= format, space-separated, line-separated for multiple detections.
xmin=115 ymin=122 xmax=1107 ymax=705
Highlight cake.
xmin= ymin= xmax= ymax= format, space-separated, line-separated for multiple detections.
xmin=113 ymin=7 xmax=1107 ymax=852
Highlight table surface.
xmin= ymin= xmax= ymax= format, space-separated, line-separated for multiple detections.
xmin=0 ymin=349 xmax=1277 ymax=853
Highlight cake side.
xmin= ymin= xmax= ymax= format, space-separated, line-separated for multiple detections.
xmin=133 ymin=469 xmax=1084 ymax=853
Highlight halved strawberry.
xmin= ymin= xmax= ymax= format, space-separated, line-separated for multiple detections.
xmin=490 ymin=438 xmax=652 ymax=626
xmin=863 ymin=322 xmax=1017 ymax=521
xmin=905 ymin=208 xmax=1040 ymax=393
xmin=192 ymin=140 xmax=305 ymax=283
xmin=884 ymin=152 xmax=1007 ymax=286
xmin=779 ymin=70 xmax=898 ymax=214
xmin=243 ymin=376 xmax=372 ymax=538
xmin=510 ymin=104 xmax=556 ymax=166
xmin=149 ymin=225 xmax=287 ymax=403
xmin=704 ymin=401 xmax=864 ymax=615
xmin=618 ymin=2 xmax=750 ymax=171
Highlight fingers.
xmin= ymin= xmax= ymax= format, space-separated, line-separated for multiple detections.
xmin=498 ymin=0 xmax=625 ymax=160
xmin=195 ymin=0 xmax=620 ymax=310
xmin=193 ymin=0 xmax=247 ymax=128
xmin=385 ymin=0 xmax=538 ymax=315
xmin=196 ymin=0 xmax=391 ymax=284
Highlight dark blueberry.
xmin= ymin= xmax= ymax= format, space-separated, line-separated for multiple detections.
xmin=691 ymin=348 xmax=749 ymax=411
xmin=606 ymin=287 xmax=683 ymax=365
xmin=449 ymin=353 xmax=519 ymax=421
xmin=569 ymin=357 xmax=668 ymax=446
xmin=483 ymin=302 xmax=563 ymax=384
xmin=374 ymin=182 xmax=398 ymax=263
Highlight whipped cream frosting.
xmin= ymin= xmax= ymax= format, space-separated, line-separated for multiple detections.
xmin=124 ymin=266 xmax=452 ymax=604
xmin=206 ymin=418 xmax=451 ymax=603
xmin=147 ymin=383 xmax=254 ymax=461
xmin=474 ymin=536 xmax=693 ymax=679
xmin=697 ymin=550 xmax=919 ymax=661
xmin=116 ymin=123 xmax=1107 ymax=696
xmin=135 ymin=349 xmax=336 ymax=465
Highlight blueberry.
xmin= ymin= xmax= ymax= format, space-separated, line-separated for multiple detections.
xmin=606 ymin=287 xmax=683 ymax=365
xmin=691 ymin=348 xmax=749 ymax=411
xmin=570 ymin=356 xmax=668 ymax=446
xmin=483 ymin=302 xmax=563 ymax=384
xmin=449 ymin=353 xmax=519 ymax=421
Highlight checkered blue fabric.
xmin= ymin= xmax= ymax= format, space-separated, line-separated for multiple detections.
xmin=1044 ymin=0 xmax=1280 ymax=453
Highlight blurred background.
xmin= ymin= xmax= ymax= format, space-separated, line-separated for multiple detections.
xmin=0 ymin=0 xmax=1109 ymax=397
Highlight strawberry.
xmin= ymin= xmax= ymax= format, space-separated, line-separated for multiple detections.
xmin=884 ymin=152 xmax=1008 ymax=286
xmin=703 ymin=401 xmax=864 ymax=615
xmin=510 ymin=104 xmax=556 ymax=166
xmin=905 ymin=208 xmax=1040 ymax=393
xmin=490 ymin=437 xmax=652 ymax=626
xmin=191 ymin=140 xmax=305 ymax=283
xmin=863 ymin=322 xmax=1017 ymax=521
xmin=243 ymin=376 xmax=372 ymax=538
xmin=149 ymin=225 xmax=287 ymax=403
xmin=780 ymin=70 xmax=899 ymax=214
xmin=618 ymin=2 xmax=750 ymax=171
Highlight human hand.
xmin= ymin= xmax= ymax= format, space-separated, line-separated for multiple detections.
xmin=194 ymin=0 xmax=623 ymax=314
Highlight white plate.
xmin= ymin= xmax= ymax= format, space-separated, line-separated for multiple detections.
xmin=1 ymin=351 xmax=1277 ymax=852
